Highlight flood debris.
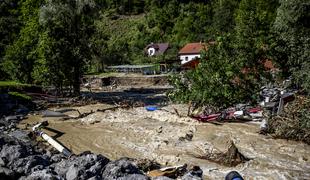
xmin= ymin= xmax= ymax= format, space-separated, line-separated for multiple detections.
xmin=267 ymin=95 xmax=310 ymax=144
xmin=147 ymin=164 xmax=203 ymax=180
xmin=192 ymin=106 xmax=263 ymax=123
xmin=194 ymin=141 xmax=249 ymax=167
xmin=147 ymin=164 xmax=188 ymax=178
xmin=191 ymin=79 xmax=297 ymax=127
xmin=134 ymin=159 xmax=161 ymax=172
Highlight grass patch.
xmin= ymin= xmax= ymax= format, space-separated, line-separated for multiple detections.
xmin=8 ymin=91 xmax=32 ymax=101
xmin=0 ymin=81 xmax=30 ymax=87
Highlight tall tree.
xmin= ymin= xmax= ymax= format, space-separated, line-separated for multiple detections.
xmin=211 ymin=0 xmax=240 ymax=35
xmin=234 ymin=0 xmax=279 ymax=90
xmin=1 ymin=0 xmax=42 ymax=83
xmin=273 ymin=0 xmax=310 ymax=93
xmin=0 ymin=0 xmax=20 ymax=62
xmin=38 ymin=0 xmax=100 ymax=95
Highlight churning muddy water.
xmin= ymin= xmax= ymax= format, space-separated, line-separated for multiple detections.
xmin=19 ymin=103 xmax=310 ymax=179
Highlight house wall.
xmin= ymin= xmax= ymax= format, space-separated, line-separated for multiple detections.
xmin=180 ymin=54 xmax=200 ymax=64
xmin=147 ymin=47 xmax=156 ymax=56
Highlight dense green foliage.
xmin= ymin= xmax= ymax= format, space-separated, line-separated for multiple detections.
xmin=0 ymin=0 xmax=309 ymax=98
xmin=169 ymin=36 xmax=246 ymax=107
xmin=272 ymin=0 xmax=310 ymax=93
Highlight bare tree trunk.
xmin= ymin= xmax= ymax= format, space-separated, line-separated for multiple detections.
xmin=73 ymin=66 xmax=81 ymax=96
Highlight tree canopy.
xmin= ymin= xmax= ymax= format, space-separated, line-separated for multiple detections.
xmin=0 ymin=0 xmax=309 ymax=98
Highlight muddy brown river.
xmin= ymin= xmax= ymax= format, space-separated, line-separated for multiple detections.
xmin=19 ymin=103 xmax=310 ymax=179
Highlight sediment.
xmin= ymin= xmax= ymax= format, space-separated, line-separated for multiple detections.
xmin=0 ymin=93 xmax=203 ymax=180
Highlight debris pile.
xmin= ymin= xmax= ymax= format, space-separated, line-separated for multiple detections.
xmin=267 ymin=95 xmax=310 ymax=144
xmin=190 ymin=80 xmax=297 ymax=134
xmin=194 ymin=141 xmax=249 ymax=167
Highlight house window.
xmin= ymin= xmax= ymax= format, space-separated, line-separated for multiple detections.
xmin=195 ymin=56 xmax=198 ymax=59
xmin=149 ymin=49 xmax=154 ymax=56
xmin=185 ymin=56 xmax=188 ymax=61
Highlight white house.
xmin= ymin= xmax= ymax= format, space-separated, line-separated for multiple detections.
xmin=178 ymin=43 xmax=207 ymax=64
xmin=145 ymin=43 xmax=169 ymax=57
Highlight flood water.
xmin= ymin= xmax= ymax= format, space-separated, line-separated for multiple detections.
xmin=19 ymin=103 xmax=310 ymax=179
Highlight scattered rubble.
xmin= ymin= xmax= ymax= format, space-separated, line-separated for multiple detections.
xmin=194 ymin=141 xmax=249 ymax=167
xmin=267 ymin=95 xmax=310 ymax=144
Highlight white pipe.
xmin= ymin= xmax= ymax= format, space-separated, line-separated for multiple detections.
xmin=32 ymin=122 xmax=43 ymax=131
xmin=32 ymin=122 xmax=72 ymax=157
xmin=39 ymin=131 xmax=72 ymax=157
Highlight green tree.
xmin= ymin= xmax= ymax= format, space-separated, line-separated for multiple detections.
xmin=38 ymin=0 xmax=100 ymax=95
xmin=272 ymin=0 xmax=310 ymax=93
xmin=210 ymin=0 xmax=240 ymax=36
xmin=0 ymin=0 xmax=20 ymax=79
xmin=234 ymin=0 xmax=279 ymax=91
xmin=169 ymin=35 xmax=252 ymax=108
xmin=1 ymin=0 xmax=42 ymax=83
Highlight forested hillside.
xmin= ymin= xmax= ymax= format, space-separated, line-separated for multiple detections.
xmin=0 ymin=0 xmax=309 ymax=96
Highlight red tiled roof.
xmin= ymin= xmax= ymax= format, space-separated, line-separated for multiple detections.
xmin=179 ymin=43 xmax=207 ymax=55
xmin=263 ymin=59 xmax=275 ymax=70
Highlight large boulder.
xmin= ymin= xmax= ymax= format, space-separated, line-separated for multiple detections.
xmin=9 ymin=155 xmax=50 ymax=174
xmin=0 ymin=166 xmax=17 ymax=180
xmin=181 ymin=166 xmax=203 ymax=180
xmin=52 ymin=151 xmax=110 ymax=179
xmin=0 ymin=144 xmax=31 ymax=165
xmin=101 ymin=157 xmax=147 ymax=180
xmin=19 ymin=169 xmax=62 ymax=180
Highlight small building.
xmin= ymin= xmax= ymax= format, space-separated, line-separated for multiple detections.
xmin=106 ymin=65 xmax=157 ymax=74
xmin=178 ymin=43 xmax=207 ymax=65
xmin=145 ymin=43 xmax=169 ymax=57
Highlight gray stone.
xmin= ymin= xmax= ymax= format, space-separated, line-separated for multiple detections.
xmin=101 ymin=158 xmax=143 ymax=179
xmin=181 ymin=166 xmax=203 ymax=180
xmin=9 ymin=129 xmax=31 ymax=143
xmin=152 ymin=176 xmax=174 ymax=180
xmin=0 ymin=166 xmax=16 ymax=179
xmin=42 ymin=110 xmax=67 ymax=117
xmin=20 ymin=169 xmax=63 ymax=180
xmin=119 ymin=174 xmax=150 ymax=180
xmin=50 ymin=153 xmax=65 ymax=163
xmin=0 ymin=144 xmax=29 ymax=163
xmin=9 ymin=155 xmax=50 ymax=174
xmin=66 ymin=164 xmax=80 ymax=180
xmin=52 ymin=152 xmax=109 ymax=178
xmin=4 ymin=115 xmax=24 ymax=122
xmin=87 ymin=176 xmax=101 ymax=180
xmin=0 ymin=158 xmax=5 ymax=166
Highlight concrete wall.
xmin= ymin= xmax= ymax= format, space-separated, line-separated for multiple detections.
xmin=180 ymin=54 xmax=200 ymax=64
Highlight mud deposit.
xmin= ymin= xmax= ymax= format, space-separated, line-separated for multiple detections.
xmin=20 ymin=104 xmax=310 ymax=179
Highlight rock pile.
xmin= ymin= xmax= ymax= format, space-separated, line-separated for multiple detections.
xmin=0 ymin=94 xmax=204 ymax=180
